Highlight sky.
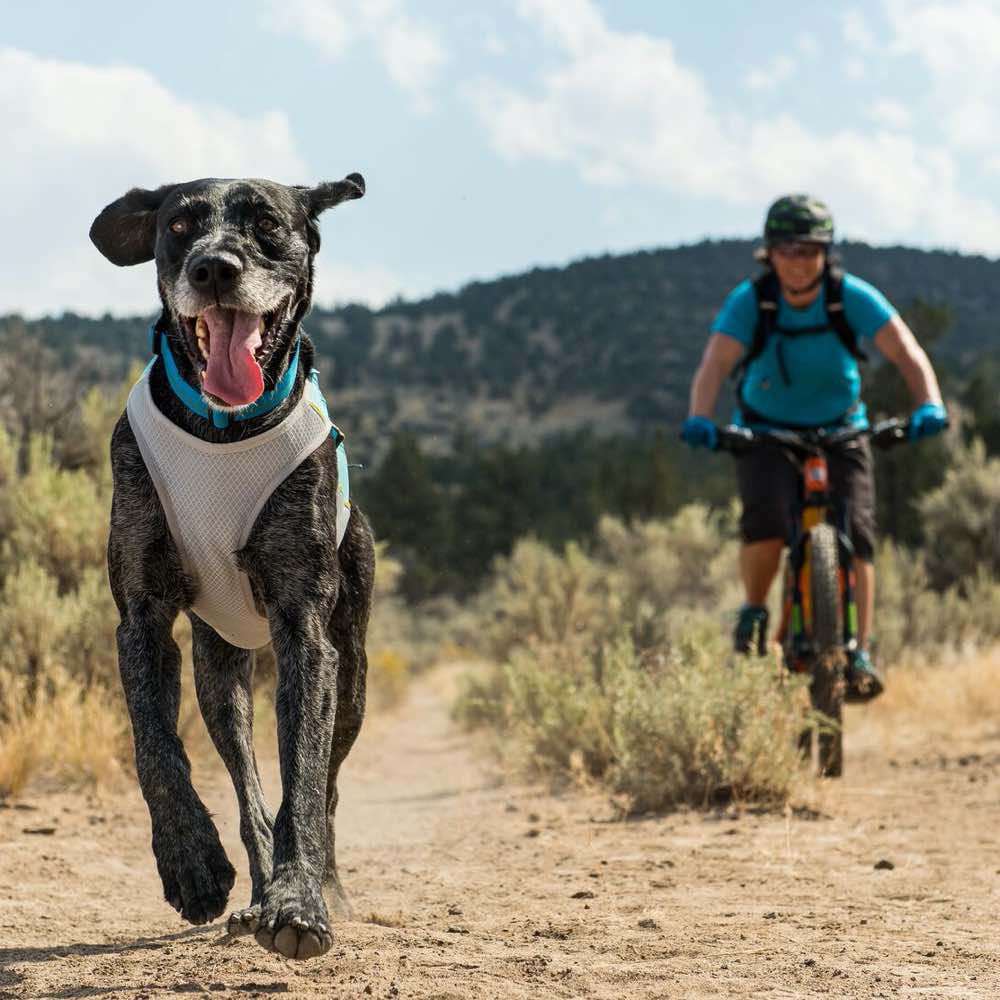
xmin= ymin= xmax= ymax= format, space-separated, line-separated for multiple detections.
xmin=3 ymin=0 xmax=1000 ymax=317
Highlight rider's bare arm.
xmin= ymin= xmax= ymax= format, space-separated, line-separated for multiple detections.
xmin=873 ymin=315 xmax=944 ymax=406
xmin=688 ymin=332 xmax=745 ymax=417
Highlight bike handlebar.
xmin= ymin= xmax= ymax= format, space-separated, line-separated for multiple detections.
xmin=714 ymin=417 xmax=932 ymax=457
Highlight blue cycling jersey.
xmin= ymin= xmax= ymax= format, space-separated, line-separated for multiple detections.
xmin=711 ymin=273 xmax=896 ymax=429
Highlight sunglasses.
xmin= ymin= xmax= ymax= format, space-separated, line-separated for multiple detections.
xmin=771 ymin=243 xmax=825 ymax=260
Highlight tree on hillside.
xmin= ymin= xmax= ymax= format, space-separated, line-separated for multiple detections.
xmin=358 ymin=431 xmax=452 ymax=598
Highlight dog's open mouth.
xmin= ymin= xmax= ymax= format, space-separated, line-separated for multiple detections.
xmin=180 ymin=302 xmax=286 ymax=407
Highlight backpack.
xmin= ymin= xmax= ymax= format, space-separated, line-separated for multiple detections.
xmin=736 ymin=265 xmax=868 ymax=389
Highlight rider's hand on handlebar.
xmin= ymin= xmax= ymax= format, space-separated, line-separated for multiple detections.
xmin=908 ymin=401 xmax=948 ymax=440
xmin=681 ymin=416 xmax=718 ymax=450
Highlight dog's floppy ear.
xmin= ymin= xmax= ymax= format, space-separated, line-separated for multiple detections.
xmin=299 ymin=173 xmax=365 ymax=254
xmin=303 ymin=173 xmax=365 ymax=217
xmin=90 ymin=184 xmax=176 ymax=266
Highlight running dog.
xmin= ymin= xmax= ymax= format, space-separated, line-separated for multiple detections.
xmin=90 ymin=175 xmax=374 ymax=961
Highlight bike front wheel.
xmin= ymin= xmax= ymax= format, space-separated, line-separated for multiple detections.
xmin=808 ymin=523 xmax=845 ymax=777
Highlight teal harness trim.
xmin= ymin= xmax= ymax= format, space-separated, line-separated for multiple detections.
xmin=145 ymin=324 xmax=350 ymax=507
xmin=307 ymin=369 xmax=349 ymax=507
xmin=149 ymin=324 xmax=301 ymax=429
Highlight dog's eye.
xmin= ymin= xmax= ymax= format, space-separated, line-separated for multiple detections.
xmin=168 ymin=217 xmax=191 ymax=236
xmin=257 ymin=216 xmax=279 ymax=234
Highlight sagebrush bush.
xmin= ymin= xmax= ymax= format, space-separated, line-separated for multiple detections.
xmin=478 ymin=505 xmax=746 ymax=666
xmin=0 ymin=429 xmax=110 ymax=593
xmin=874 ymin=540 xmax=1000 ymax=665
xmin=918 ymin=439 xmax=1000 ymax=590
xmin=456 ymin=627 xmax=811 ymax=812
xmin=459 ymin=495 xmax=1000 ymax=813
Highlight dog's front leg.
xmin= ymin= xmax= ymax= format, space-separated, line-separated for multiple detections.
xmin=117 ymin=601 xmax=236 ymax=925
xmin=189 ymin=615 xmax=275 ymax=938
xmin=254 ymin=610 xmax=337 ymax=961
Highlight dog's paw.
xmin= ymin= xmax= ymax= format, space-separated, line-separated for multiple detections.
xmin=154 ymin=824 xmax=236 ymax=926
xmin=254 ymin=872 xmax=332 ymax=961
xmin=227 ymin=904 xmax=261 ymax=938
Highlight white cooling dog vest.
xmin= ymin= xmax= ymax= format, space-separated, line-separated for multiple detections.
xmin=126 ymin=363 xmax=351 ymax=649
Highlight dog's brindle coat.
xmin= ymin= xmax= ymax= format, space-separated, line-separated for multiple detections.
xmin=90 ymin=175 xmax=374 ymax=962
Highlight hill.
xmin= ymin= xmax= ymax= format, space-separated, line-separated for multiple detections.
xmin=6 ymin=239 xmax=999 ymax=462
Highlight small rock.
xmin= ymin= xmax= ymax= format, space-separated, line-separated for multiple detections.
xmin=571 ymin=890 xmax=595 ymax=900
xmin=638 ymin=918 xmax=659 ymax=930
xmin=22 ymin=827 xmax=56 ymax=836
xmin=874 ymin=859 xmax=895 ymax=871
xmin=803 ymin=958 xmax=816 ymax=967
xmin=763 ymin=911 xmax=777 ymax=919
xmin=525 ymin=828 xmax=540 ymax=838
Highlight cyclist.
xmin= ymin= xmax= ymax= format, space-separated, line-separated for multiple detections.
xmin=682 ymin=194 xmax=947 ymax=701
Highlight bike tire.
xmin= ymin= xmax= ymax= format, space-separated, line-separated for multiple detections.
xmin=808 ymin=523 xmax=845 ymax=778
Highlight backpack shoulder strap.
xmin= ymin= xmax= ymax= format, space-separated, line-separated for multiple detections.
xmin=745 ymin=271 xmax=779 ymax=366
xmin=731 ymin=271 xmax=779 ymax=387
xmin=825 ymin=267 xmax=868 ymax=362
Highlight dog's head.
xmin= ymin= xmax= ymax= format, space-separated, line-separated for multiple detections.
xmin=90 ymin=175 xmax=364 ymax=410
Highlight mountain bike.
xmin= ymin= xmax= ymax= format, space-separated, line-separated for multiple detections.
xmin=715 ymin=417 xmax=916 ymax=777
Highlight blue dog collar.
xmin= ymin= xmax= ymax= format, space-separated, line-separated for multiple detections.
xmin=149 ymin=324 xmax=301 ymax=429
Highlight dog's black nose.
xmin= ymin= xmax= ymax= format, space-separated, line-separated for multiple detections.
xmin=187 ymin=253 xmax=243 ymax=295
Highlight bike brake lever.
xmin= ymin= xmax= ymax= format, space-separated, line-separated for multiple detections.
xmin=717 ymin=425 xmax=755 ymax=453
xmin=870 ymin=419 xmax=907 ymax=449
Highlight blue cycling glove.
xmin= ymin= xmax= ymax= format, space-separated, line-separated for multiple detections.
xmin=909 ymin=401 xmax=948 ymax=440
xmin=681 ymin=415 xmax=718 ymax=450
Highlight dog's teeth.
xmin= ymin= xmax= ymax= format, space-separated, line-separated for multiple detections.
xmin=196 ymin=314 xmax=208 ymax=337
xmin=197 ymin=337 xmax=209 ymax=360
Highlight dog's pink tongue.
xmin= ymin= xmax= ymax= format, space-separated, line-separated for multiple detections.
xmin=202 ymin=306 xmax=264 ymax=406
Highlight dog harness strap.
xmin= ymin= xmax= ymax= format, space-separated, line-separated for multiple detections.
xmin=125 ymin=364 xmax=351 ymax=650
xmin=151 ymin=325 xmax=302 ymax=429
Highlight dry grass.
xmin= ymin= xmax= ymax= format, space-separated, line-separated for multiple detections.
xmin=0 ymin=666 xmax=128 ymax=798
xmin=865 ymin=645 xmax=1000 ymax=743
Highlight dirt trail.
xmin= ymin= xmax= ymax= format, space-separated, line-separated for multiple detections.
xmin=3 ymin=665 xmax=1000 ymax=999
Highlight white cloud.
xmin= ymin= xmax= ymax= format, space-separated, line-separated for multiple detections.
xmin=745 ymin=54 xmax=797 ymax=92
xmin=797 ymin=32 xmax=820 ymax=57
xmin=264 ymin=0 xmax=447 ymax=113
xmin=0 ymin=48 xmax=309 ymax=318
xmin=842 ymin=55 xmax=867 ymax=80
xmin=466 ymin=0 xmax=732 ymax=197
xmin=842 ymin=9 xmax=877 ymax=50
xmin=868 ymin=98 xmax=912 ymax=130
xmin=465 ymin=0 xmax=1000 ymax=254
xmin=882 ymin=0 xmax=1000 ymax=152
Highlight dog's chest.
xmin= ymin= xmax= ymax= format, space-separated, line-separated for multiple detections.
xmin=125 ymin=368 xmax=348 ymax=649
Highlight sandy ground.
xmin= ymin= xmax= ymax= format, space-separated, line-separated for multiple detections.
xmin=3 ymin=665 xmax=1000 ymax=1000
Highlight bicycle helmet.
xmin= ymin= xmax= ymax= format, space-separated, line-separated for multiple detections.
xmin=763 ymin=194 xmax=834 ymax=246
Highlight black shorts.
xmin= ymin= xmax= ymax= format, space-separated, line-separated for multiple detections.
xmin=736 ymin=438 xmax=876 ymax=561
